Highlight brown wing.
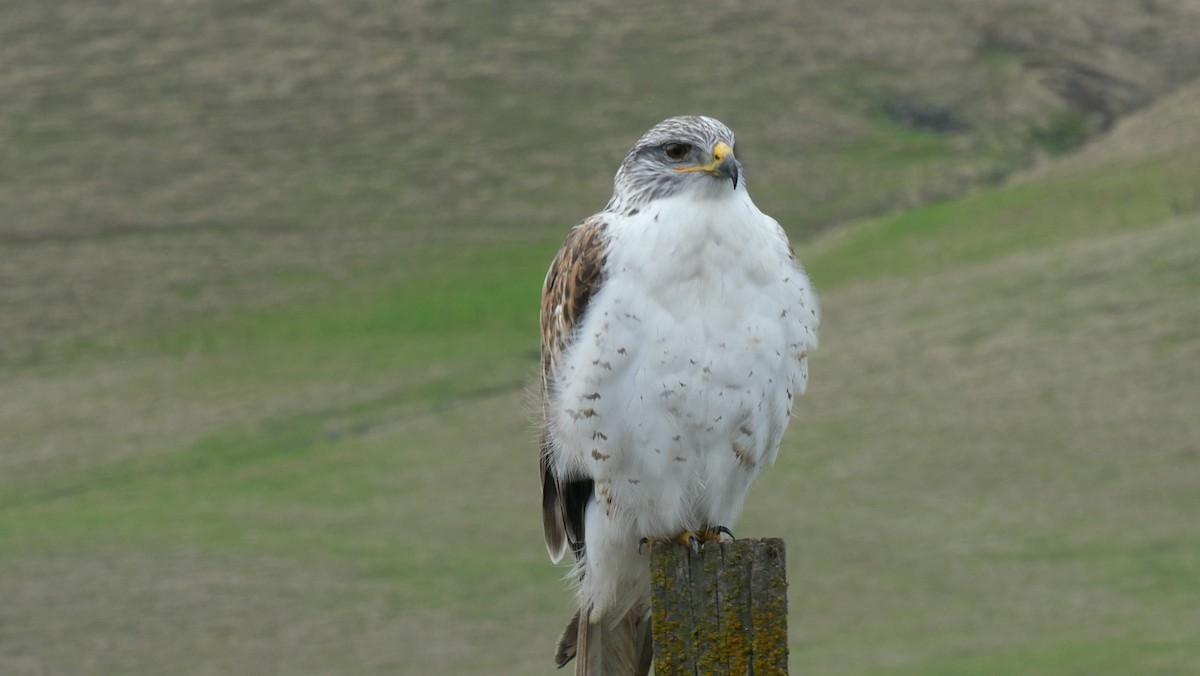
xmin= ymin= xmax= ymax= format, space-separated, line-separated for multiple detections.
xmin=539 ymin=214 xmax=609 ymax=564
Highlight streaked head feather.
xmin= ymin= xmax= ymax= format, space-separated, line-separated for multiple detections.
xmin=606 ymin=115 xmax=742 ymax=214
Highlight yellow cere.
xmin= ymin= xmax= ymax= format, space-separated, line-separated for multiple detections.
xmin=674 ymin=140 xmax=734 ymax=174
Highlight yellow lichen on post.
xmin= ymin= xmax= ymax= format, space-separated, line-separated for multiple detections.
xmin=649 ymin=541 xmax=694 ymax=673
xmin=749 ymin=539 xmax=788 ymax=674
xmin=649 ymin=538 xmax=788 ymax=675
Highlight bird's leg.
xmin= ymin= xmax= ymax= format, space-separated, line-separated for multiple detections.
xmin=638 ymin=526 xmax=735 ymax=555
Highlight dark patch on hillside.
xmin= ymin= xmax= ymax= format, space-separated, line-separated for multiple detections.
xmin=883 ymin=96 xmax=968 ymax=134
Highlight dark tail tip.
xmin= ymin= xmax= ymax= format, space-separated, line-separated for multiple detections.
xmin=554 ymin=608 xmax=582 ymax=668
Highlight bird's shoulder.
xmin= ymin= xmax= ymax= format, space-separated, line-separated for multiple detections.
xmin=540 ymin=213 xmax=612 ymax=382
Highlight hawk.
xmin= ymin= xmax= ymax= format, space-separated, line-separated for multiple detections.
xmin=539 ymin=116 xmax=818 ymax=674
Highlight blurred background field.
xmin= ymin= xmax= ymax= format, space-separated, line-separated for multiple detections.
xmin=2 ymin=1 xmax=1199 ymax=673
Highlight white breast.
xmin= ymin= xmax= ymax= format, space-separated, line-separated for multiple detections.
xmin=550 ymin=187 xmax=816 ymax=519
xmin=546 ymin=187 xmax=818 ymax=615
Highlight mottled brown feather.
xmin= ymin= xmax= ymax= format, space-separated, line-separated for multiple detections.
xmin=539 ymin=215 xmax=610 ymax=563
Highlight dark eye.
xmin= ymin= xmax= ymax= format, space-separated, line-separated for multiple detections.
xmin=662 ymin=143 xmax=691 ymax=160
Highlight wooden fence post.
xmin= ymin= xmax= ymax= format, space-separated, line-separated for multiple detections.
xmin=649 ymin=538 xmax=788 ymax=675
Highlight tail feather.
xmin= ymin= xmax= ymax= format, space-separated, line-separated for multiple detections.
xmin=554 ymin=608 xmax=582 ymax=668
xmin=556 ymin=604 xmax=652 ymax=675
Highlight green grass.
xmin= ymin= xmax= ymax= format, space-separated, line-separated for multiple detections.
xmin=769 ymin=214 xmax=1200 ymax=675
xmin=1031 ymin=110 xmax=1092 ymax=155
xmin=866 ymin=638 xmax=1196 ymax=676
xmin=8 ymin=195 xmax=1198 ymax=673
xmin=808 ymin=149 xmax=1200 ymax=287
xmin=5 ymin=149 xmax=1200 ymax=674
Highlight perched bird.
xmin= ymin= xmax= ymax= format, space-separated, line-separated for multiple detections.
xmin=539 ymin=116 xmax=818 ymax=675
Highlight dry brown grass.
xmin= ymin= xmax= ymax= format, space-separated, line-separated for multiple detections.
xmin=3 ymin=2 xmax=1200 ymax=673
xmin=4 ymin=0 xmax=1200 ymax=373
xmin=1018 ymin=79 xmax=1200 ymax=183
xmin=8 ymin=0 xmax=1199 ymax=228
xmin=4 ymin=213 xmax=1193 ymax=674
xmin=0 ymin=547 xmax=551 ymax=675
xmin=760 ymin=214 xmax=1200 ymax=673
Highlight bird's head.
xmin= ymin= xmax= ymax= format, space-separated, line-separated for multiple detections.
xmin=608 ymin=116 xmax=743 ymax=213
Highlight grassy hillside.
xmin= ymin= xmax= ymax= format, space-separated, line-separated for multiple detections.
xmin=6 ymin=0 xmax=1200 ymax=368
xmin=2 ymin=2 xmax=1200 ymax=674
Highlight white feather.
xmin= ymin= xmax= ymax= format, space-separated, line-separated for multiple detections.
xmin=546 ymin=178 xmax=818 ymax=617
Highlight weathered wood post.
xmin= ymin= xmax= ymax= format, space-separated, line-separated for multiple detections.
xmin=649 ymin=538 xmax=788 ymax=674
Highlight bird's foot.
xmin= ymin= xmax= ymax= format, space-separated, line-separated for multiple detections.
xmin=639 ymin=526 xmax=734 ymax=555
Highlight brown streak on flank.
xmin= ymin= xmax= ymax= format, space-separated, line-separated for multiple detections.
xmin=732 ymin=441 xmax=754 ymax=469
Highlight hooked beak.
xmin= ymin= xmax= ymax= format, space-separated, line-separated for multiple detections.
xmin=674 ymin=140 xmax=740 ymax=188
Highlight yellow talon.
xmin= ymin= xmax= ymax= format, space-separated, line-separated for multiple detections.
xmin=638 ymin=527 xmax=733 ymax=554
